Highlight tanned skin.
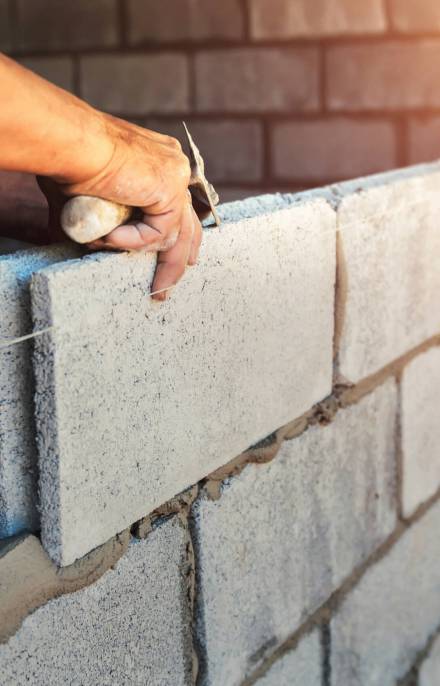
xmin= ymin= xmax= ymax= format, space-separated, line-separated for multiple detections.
xmin=0 ymin=54 xmax=203 ymax=299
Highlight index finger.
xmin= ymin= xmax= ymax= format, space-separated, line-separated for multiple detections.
xmin=94 ymin=193 xmax=187 ymax=251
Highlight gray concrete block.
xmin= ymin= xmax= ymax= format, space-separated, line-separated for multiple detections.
xmin=192 ymin=380 xmax=397 ymax=686
xmin=31 ymin=197 xmax=336 ymax=565
xmin=255 ymin=631 xmax=322 ymax=686
xmin=0 ymin=517 xmax=193 ymax=686
xmin=401 ymin=347 xmax=440 ymax=516
xmin=419 ymin=634 xmax=440 ymax=686
xmin=336 ymin=165 xmax=440 ymax=382
xmin=331 ymin=501 xmax=440 ymax=686
xmin=0 ymin=246 xmax=80 ymax=538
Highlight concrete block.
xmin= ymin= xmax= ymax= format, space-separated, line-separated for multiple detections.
xmin=401 ymin=347 xmax=440 ymax=516
xmin=255 ymin=631 xmax=322 ymax=686
xmin=326 ymin=43 xmax=440 ymax=111
xmin=195 ymin=48 xmax=320 ymax=113
xmin=0 ymin=517 xmax=192 ymax=686
xmin=419 ymin=634 xmax=440 ymax=686
xmin=0 ymin=246 xmax=80 ymax=538
xmin=31 ymin=196 xmax=336 ymax=565
xmin=19 ymin=57 xmax=74 ymax=92
xmin=272 ymin=118 xmax=396 ymax=182
xmin=250 ymin=0 xmax=386 ymax=39
xmin=15 ymin=0 xmax=118 ymax=51
xmin=389 ymin=0 xmax=440 ymax=33
xmin=80 ymin=54 xmax=189 ymax=115
xmin=331 ymin=500 xmax=440 ymax=686
xmin=0 ymin=530 xmax=129 ymax=643
xmin=336 ymin=165 xmax=440 ymax=382
xmin=128 ymin=0 xmax=244 ymax=44
xmin=192 ymin=381 xmax=397 ymax=686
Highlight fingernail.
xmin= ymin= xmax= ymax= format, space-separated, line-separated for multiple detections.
xmin=151 ymin=290 xmax=168 ymax=302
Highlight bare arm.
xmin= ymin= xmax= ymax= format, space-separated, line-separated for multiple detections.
xmin=0 ymin=54 xmax=202 ymax=299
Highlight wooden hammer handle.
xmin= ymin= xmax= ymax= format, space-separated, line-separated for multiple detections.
xmin=61 ymin=196 xmax=132 ymax=244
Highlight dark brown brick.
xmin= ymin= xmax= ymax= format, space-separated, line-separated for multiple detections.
xmin=326 ymin=42 xmax=440 ymax=111
xmin=250 ymin=0 xmax=386 ymax=39
xmin=137 ymin=119 xmax=263 ymax=182
xmin=15 ymin=0 xmax=118 ymax=51
xmin=80 ymin=54 xmax=189 ymax=115
xmin=407 ymin=116 xmax=440 ymax=164
xmin=19 ymin=57 xmax=74 ymax=92
xmin=272 ymin=118 xmax=397 ymax=182
xmin=0 ymin=0 xmax=11 ymax=51
xmin=389 ymin=0 xmax=440 ymax=33
xmin=128 ymin=0 xmax=244 ymax=44
xmin=195 ymin=48 xmax=320 ymax=113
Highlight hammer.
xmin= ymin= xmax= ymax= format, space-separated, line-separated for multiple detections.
xmin=60 ymin=124 xmax=220 ymax=244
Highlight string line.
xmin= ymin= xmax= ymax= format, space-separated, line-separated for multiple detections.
xmin=1 ymin=197 xmax=439 ymax=351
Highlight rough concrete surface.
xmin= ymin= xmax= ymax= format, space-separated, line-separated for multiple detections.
xmin=0 ymin=517 xmax=193 ymax=686
xmin=0 ymin=529 xmax=130 ymax=643
xmin=419 ymin=633 xmax=440 ymax=686
xmin=255 ymin=631 xmax=322 ymax=686
xmin=331 ymin=501 xmax=440 ymax=686
xmin=191 ymin=380 xmax=397 ymax=686
xmin=335 ymin=164 xmax=440 ymax=382
xmin=401 ymin=347 xmax=440 ymax=516
xmin=31 ymin=197 xmax=336 ymax=565
xmin=0 ymin=245 xmax=80 ymax=537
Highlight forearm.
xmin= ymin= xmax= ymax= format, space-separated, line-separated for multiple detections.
xmin=0 ymin=54 xmax=113 ymax=184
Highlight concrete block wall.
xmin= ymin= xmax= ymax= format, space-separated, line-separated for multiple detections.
xmin=3 ymin=0 xmax=440 ymax=201
xmin=0 ymin=163 xmax=439 ymax=684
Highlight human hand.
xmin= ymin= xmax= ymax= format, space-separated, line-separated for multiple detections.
xmin=40 ymin=115 xmax=202 ymax=300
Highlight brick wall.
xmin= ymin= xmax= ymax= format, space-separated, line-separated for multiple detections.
xmin=0 ymin=163 xmax=440 ymax=684
xmin=3 ymin=0 xmax=440 ymax=201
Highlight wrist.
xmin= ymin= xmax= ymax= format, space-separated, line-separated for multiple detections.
xmin=51 ymin=106 xmax=116 ymax=187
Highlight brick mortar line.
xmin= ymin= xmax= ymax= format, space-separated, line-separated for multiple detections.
xmin=397 ymin=625 xmax=440 ymax=685
xmin=132 ymin=112 xmax=435 ymax=121
xmin=383 ymin=0 xmax=394 ymax=34
xmin=99 ymin=109 xmax=440 ymax=122
xmin=321 ymin=623 xmax=331 ymax=686
xmin=241 ymin=485 xmax=440 ymax=686
xmin=117 ymin=0 xmax=128 ymax=48
xmin=71 ymin=54 xmax=81 ymax=98
xmin=240 ymin=0 xmax=251 ymax=42
xmin=8 ymin=34 xmax=440 ymax=58
xmin=395 ymin=114 xmax=408 ymax=168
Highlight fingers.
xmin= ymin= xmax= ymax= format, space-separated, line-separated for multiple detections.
xmin=151 ymin=202 xmax=195 ymax=301
xmin=92 ymin=219 xmax=179 ymax=252
xmin=91 ymin=195 xmax=186 ymax=251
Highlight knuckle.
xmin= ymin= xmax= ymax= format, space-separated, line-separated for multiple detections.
xmin=166 ymin=135 xmax=182 ymax=152
xmin=176 ymin=153 xmax=191 ymax=182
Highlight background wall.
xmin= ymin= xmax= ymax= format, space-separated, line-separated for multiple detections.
xmin=3 ymin=0 xmax=440 ymax=202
